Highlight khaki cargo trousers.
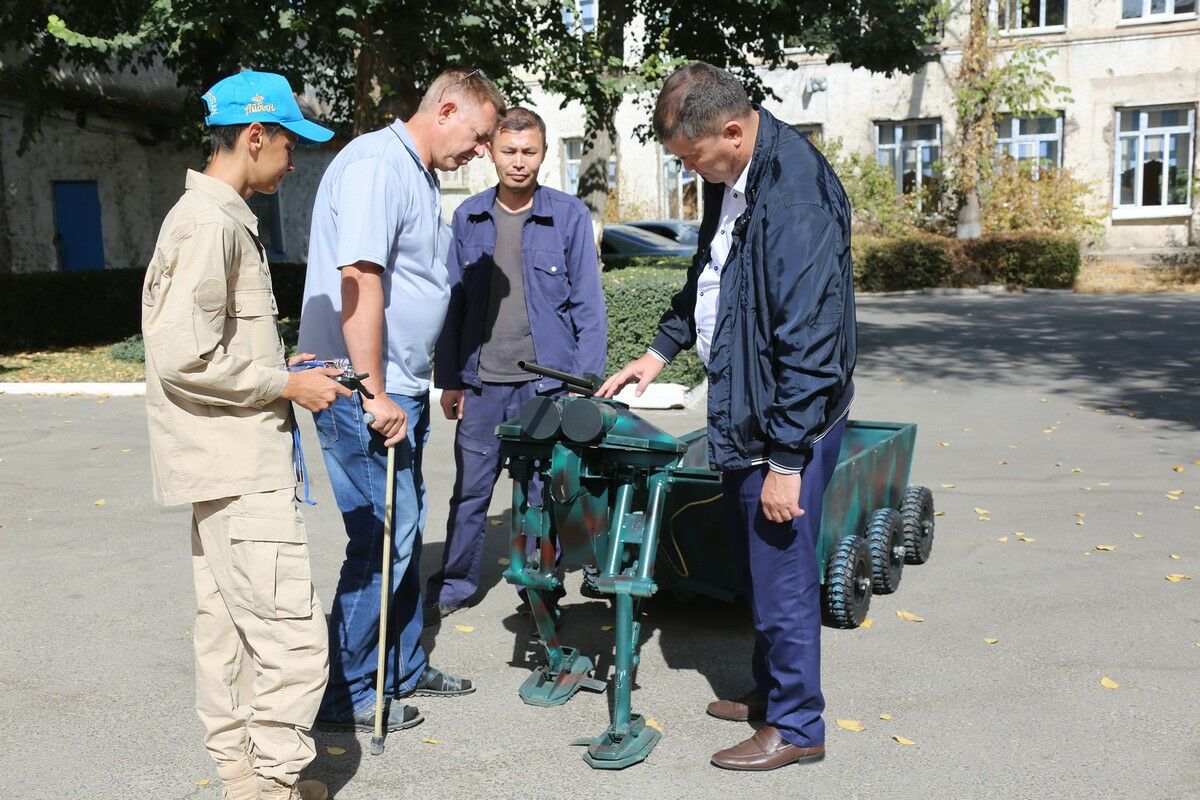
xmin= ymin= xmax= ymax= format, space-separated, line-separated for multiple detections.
xmin=191 ymin=487 xmax=329 ymax=786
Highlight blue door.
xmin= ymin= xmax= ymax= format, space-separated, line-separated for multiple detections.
xmin=52 ymin=181 xmax=106 ymax=271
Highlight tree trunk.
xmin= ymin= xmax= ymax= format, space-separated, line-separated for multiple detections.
xmin=956 ymin=190 xmax=982 ymax=239
xmin=353 ymin=23 xmax=421 ymax=133
xmin=954 ymin=0 xmax=992 ymax=240
xmin=578 ymin=130 xmax=613 ymax=244
xmin=577 ymin=0 xmax=628 ymax=240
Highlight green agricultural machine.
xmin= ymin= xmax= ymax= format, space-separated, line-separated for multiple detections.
xmin=498 ymin=363 xmax=934 ymax=769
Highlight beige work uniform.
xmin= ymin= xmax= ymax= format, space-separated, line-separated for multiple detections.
xmin=142 ymin=170 xmax=328 ymax=786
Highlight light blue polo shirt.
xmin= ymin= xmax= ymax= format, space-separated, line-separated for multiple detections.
xmin=299 ymin=120 xmax=451 ymax=395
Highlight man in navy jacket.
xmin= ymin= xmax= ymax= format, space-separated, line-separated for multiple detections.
xmin=599 ymin=63 xmax=856 ymax=771
xmin=429 ymin=107 xmax=607 ymax=618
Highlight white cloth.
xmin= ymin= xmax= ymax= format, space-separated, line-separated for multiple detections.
xmin=694 ymin=160 xmax=751 ymax=366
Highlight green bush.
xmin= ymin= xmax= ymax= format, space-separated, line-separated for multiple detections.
xmin=853 ymin=234 xmax=958 ymax=291
xmin=602 ymin=267 xmax=706 ymax=387
xmin=602 ymin=254 xmax=692 ymax=271
xmin=961 ymin=231 xmax=1081 ymax=288
xmin=108 ymin=334 xmax=145 ymax=363
xmin=0 ymin=262 xmax=307 ymax=354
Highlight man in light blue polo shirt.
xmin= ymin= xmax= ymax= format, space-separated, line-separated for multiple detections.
xmin=299 ymin=68 xmax=505 ymax=733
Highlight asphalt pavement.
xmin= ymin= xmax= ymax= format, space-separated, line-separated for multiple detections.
xmin=1 ymin=292 xmax=1198 ymax=800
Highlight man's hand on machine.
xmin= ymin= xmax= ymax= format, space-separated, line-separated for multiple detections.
xmin=596 ymin=352 xmax=665 ymax=398
xmin=440 ymin=388 xmax=465 ymax=420
xmin=282 ymin=353 xmax=352 ymax=411
xmin=363 ymin=394 xmax=408 ymax=446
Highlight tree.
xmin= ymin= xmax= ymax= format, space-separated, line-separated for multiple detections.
xmin=4 ymin=0 xmax=553 ymax=150
xmin=951 ymin=0 xmax=1071 ymax=238
xmin=532 ymin=0 xmax=942 ymax=224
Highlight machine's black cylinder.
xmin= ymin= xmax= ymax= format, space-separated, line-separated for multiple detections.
xmin=560 ymin=397 xmax=618 ymax=443
xmin=519 ymin=396 xmax=563 ymax=440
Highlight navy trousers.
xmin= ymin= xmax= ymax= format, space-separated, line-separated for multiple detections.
xmin=426 ymin=381 xmax=548 ymax=608
xmin=721 ymin=416 xmax=847 ymax=749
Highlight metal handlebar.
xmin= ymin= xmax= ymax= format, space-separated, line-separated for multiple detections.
xmin=517 ymin=361 xmax=602 ymax=397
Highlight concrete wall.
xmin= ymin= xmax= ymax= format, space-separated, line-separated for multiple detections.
xmin=0 ymin=101 xmax=335 ymax=273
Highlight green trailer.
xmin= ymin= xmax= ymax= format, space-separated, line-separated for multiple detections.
xmin=497 ymin=364 xmax=935 ymax=769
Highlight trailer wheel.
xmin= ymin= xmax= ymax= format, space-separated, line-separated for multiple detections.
xmin=822 ymin=535 xmax=872 ymax=629
xmin=866 ymin=508 xmax=904 ymax=594
xmin=900 ymin=486 xmax=935 ymax=565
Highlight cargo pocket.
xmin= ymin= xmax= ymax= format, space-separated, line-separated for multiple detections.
xmin=227 ymin=513 xmax=312 ymax=619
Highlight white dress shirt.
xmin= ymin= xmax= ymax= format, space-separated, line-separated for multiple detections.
xmin=693 ymin=160 xmax=751 ymax=366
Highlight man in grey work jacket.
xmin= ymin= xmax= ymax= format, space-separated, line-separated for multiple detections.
xmin=599 ymin=63 xmax=856 ymax=771
xmin=428 ymin=107 xmax=607 ymax=618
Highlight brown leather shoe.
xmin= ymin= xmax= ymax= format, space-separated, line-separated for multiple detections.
xmin=706 ymin=689 xmax=767 ymax=722
xmin=710 ymin=725 xmax=825 ymax=771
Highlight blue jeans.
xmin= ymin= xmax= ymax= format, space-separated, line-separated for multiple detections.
xmin=312 ymin=392 xmax=429 ymax=719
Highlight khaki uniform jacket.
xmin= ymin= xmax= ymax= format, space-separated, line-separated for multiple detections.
xmin=143 ymin=170 xmax=294 ymax=506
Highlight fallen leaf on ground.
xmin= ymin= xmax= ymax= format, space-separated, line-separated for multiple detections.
xmin=984 ymin=637 xmax=1000 ymax=644
xmin=1132 ymin=533 xmax=1144 ymax=539
xmin=121 ymin=448 xmax=131 ymax=453
xmin=1095 ymin=545 xmax=1117 ymax=552
xmin=1135 ymin=511 xmax=1145 ymax=516
xmin=1074 ymin=512 xmax=1086 ymax=518
xmin=1075 ymin=520 xmax=1085 ymax=527
xmin=999 ymin=460 xmax=1008 ymax=465
xmin=1100 ymin=677 xmax=1119 ymax=690
xmin=93 ymin=499 xmax=106 ymax=506
xmin=1172 ymin=465 xmax=1185 ymax=472
xmin=1170 ymin=554 xmax=1182 ymax=560
xmin=325 ymin=746 xmax=346 ymax=756
xmin=941 ymin=483 xmax=956 ymax=489
xmin=1165 ymin=574 xmax=1192 ymax=583
xmin=938 ymin=442 xmax=949 ymax=448
xmin=879 ymin=712 xmax=893 ymax=720
xmin=1040 ymin=398 xmax=1047 ymax=402
xmin=836 ymin=719 xmax=865 ymax=732
xmin=422 ymin=738 xmax=440 ymax=745
xmin=978 ymin=516 xmax=991 ymax=522
xmin=973 ymin=507 xmax=989 ymax=515
xmin=996 ymin=536 xmax=1009 ymax=542
xmin=195 ymin=779 xmax=210 ymax=787
xmin=646 ymin=718 xmax=663 ymax=733
xmin=1071 ymin=467 xmax=1083 ymax=474
xmin=934 ymin=510 xmax=946 ymax=517
xmin=896 ymin=610 xmax=924 ymax=622
xmin=1018 ymin=536 xmax=1036 ymax=543
xmin=453 ymin=624 xmax=475 ymax=633
xmin=860 ymin=618 xmax=874 ymax=629
xmin=496 ymin=557 xmax=510 ymax=566
xmin=893 ymin=735 xmax=916 ymax=746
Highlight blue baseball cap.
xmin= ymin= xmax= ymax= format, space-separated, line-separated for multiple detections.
xmin=201 ymin=70 xmax=334 ymax=143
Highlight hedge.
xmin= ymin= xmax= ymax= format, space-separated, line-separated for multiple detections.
xmin=854 ymin=230 xmax=1080 ymax=291
xmin=0 ymin=262 xmax=305 ymax=354
xmin=601 ymin=266 xmax=707 ymax=387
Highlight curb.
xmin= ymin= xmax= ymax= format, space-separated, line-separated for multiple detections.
xmin=0 ymin=382 xmax=146 ymax=396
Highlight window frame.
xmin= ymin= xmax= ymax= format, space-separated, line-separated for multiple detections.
xmin=995 ymin=0 xmax=1068 ymax=35
xmin=1111 ymin=104 xmax=1196 ymax=219
xmin=875 ymin=118 xmax=943 ymax=203
xmin=994 ymin=112 xmax=1065 ymax=178
xmin=659 ymin=144 xmax=703 ymax=220
xmin=1119 ymin=0 xmax=1197 ymax=25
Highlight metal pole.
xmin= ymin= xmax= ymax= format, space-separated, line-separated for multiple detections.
xmin=369 ymin=442 xmax=396 ymax=756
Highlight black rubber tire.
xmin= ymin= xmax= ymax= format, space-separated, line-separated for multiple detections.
xmin=822 ymin=535 xmax=872 ymax=629
xmin=900 ymin=486 xmax=935 ymax=565
xmin=866 ymin=508 xmax=905 ymax=594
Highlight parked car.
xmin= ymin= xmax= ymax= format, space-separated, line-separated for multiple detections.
xmin=624 ymin=219 xmax=701 ymax=246
xmin=601 ymin=224 xmax=694 ymax=268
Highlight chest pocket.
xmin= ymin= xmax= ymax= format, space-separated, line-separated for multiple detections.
xmin=225 ymin=276 xmax=283 ymax=364
xmin=529 ymin=249 xmax=570 ymax=308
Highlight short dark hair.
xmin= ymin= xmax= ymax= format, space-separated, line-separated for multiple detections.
xmin=208 ymin=122 xmax=284 ymax=153
xmin=494 ymin=107 xmax=546 ymax=147
xmin=652 ymin=62 xmax=753 ymax=143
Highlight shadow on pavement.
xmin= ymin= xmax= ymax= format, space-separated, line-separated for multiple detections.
xmin=857 ymin=294 xmax=1200 ymax=429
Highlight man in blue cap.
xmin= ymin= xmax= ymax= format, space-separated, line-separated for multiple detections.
xmin=143 ymin=70 xmax=341 ymax=800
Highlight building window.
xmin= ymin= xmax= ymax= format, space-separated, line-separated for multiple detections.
xmin=876 ymin=119 xmax=941 ymax=200
xmin=661 ymin=147 xmax=702 ymax=220
xmin=1122 ymin=0 xmax=1195 ymax=19
xmin=791 ymin=123 xmax=823 ymax=142
xmin=995 ymin=113 xmax=1063 ymax=176
xmin=247 ymin=192 xmax=286 ymax=260
xmin=563 ymin=0 xmax=596 ymax=33
xmin=998 ymin=0 xmax=1067 ymax=31
xmin=562 ymin=137 xmax=616 ymax=195
xmin=1114 ymin=106 xmax=1195 ymax=210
